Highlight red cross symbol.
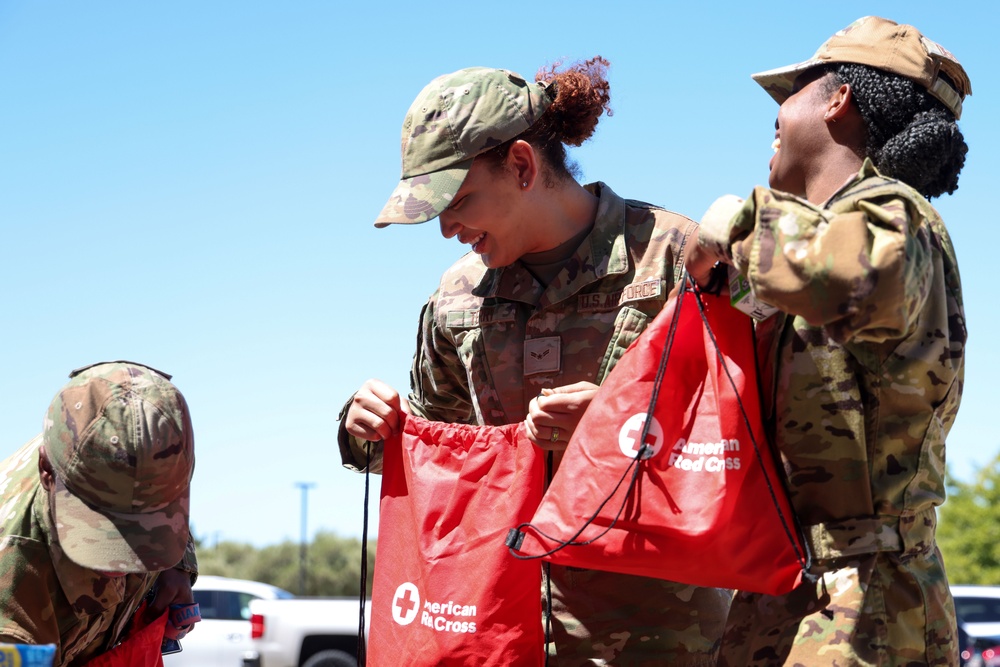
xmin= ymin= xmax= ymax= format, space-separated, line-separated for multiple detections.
xmin=625 ymin=425 xmax=657 ymax=454
xmin=394 ymin=588 xmax=417 ymax=617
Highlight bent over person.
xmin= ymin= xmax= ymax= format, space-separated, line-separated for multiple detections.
xmin=0 ymin=361 xmax=197 ymax=666
xmin=339 ymin=60 xmax=730 ymax=664
xmin=685 ymin=16 xmax=971 ymax=666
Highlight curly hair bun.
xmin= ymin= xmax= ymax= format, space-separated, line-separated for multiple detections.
xmin=537 ymin=57 xmax=613 ymax=146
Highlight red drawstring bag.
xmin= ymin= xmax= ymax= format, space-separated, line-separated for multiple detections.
xmin=367 ymin=415 xmax=545 ymax=667
xmin=507 ymin=279 xmax=809 ymax=596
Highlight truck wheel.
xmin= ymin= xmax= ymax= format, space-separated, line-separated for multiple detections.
xmin=301 ymin=649 xmax=357 ymax=667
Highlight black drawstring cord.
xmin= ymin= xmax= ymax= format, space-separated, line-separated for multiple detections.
xmin=357 ymin=442 xmax=372 ymax=666
xmin=543 ymin=560 xmax=552 ymax=667
xmin=507 ymin=274 xmax=810 ymax=583
xmin=507 ymin=281 xmax=687 ymax=559
xmin=508 ymin=441 xmax=651 ymax=558
xmin=689 ymin=281 xmax=812 ymax=576
xmin=635 ymin=273 xmax=691 ymax=459
xmin=543 ymin=451 xmax=553 ymax=667
xmin=748 ymin=313 xmax=817 ymax=580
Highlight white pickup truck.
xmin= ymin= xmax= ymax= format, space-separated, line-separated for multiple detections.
xmin=163 ymin=575 xmax=294 ymax=667
xmin=242 ymin=596 xmax=369 ymax=667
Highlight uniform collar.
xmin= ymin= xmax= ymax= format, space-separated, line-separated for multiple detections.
xmin=821 ymin=158 xmax=885 ymax=207
xmin=472 ymin=182 xmax=630 ymax=306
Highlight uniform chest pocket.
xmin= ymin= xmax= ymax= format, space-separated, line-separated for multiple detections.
xmin=446 ymin=304 xmax=519 ymax=423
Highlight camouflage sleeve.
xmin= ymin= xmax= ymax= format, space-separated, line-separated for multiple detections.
xmin=698 ymin=186 xmax=932 ymax=343
xmin=175 ymin=536 xmax=198 ymax=580
xmin=336 ymin=398 xmax=383 ymax=475
xmin=0 ymin=542 xmax=58 ymax=647
xmin=407 ymin=294 xmax=476 ymax=424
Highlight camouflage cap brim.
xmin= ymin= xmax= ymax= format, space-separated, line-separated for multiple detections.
xmin=751 ymin=17 xmax=969 ymax=119
xmin=373 ymin=159 xmax=473 ymax=228
xmin=51 ymin=474 xmax=190 ymax=573
xmin=751 ymin=59 xmax=825 ymax=107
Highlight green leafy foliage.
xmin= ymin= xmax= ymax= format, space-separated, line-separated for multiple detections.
xmin=193 ymin=530 xmax=376 ymax=596
xmin=938 ymin=454 xmax=1000 ymax=585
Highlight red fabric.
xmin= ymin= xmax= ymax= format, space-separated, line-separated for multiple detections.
xmin=368 ymin=416 xmax=546 ymax=667
xmin=513 ymin=287 xmax=807 ymax=596
xmin=82 ymin=608 xmax=167 ymax=667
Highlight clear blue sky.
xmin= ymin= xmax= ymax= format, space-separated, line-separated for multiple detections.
xmin=2 ymin=1 xmax=996 ymax=548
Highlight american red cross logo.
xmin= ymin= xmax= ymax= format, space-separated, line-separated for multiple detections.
xmin=625 ymin=425 xmax=657 ymax=453
xmin=391 ymin=582 xmax=420 ymax=626
xmin=618 ymin=413 xmax=663 ymax=459
xmin=395 ymin=588 xmax=416 ymax=615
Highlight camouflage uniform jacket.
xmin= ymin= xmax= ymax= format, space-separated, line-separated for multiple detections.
xmin=698 ymin=160 xmax=965 ymax=666
xmin=0 ymin=436 xmax=198 ymax=667
xmin=340 ymin=182 xmax=731 ymax=665
xmin=339 ymin=182 xmax=699 ymax=469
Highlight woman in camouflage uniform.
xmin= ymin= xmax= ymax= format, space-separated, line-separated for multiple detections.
xmin=686 ymin=16 xmax=971 ymax=666
xmin=339 ymin=59 xmax=730 ymax=664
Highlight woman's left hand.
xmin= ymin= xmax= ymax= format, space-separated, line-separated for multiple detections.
xmin=525 ymin=381 xmax=599 ymax=451
xmin=145 ymin=567 xmax=194 ymax=621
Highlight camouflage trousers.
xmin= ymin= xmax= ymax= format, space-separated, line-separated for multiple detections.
xmin=543 ymin=565 xmax=730 ymax=666
xmin=718 ymin=547 xmax=958 ymax=666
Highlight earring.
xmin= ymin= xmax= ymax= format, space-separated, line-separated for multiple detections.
xmin=522 ymin=182 xmax=528 ymax=188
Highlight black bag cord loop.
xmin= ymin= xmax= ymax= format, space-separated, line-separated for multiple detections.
xmin=358 ymin=442 xmax=372 ymax=666
xmin=507 ymin=273 xmax=810 ymax=580
xmin=507 ymin=435 xmax=653 ymax=558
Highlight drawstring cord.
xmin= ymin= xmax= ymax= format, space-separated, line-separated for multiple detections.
xmin=507 ymin=274 xmax=810 ymax=579
xmin=506 ymin=279 xmax=688 ymax=558
xmin=357 ymin=442 xmax=372 ymax=666
xmin=543 ymin=452 xmax=553 ymax=667
xmin=691 ymin=279 xmax=812 ymax=575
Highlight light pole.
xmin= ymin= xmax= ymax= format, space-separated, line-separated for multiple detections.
xmin=295 ymin=482 xmax=316 ymax=595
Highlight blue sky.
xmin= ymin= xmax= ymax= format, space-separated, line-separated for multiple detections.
xmin=2 ymin=1 xmax=996 ymax=547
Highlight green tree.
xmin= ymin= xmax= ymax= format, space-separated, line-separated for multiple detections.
xmin=195 ymin=539 xmax=259 ymax=580
xmin=938 ymin=453 xmax=1000 ymax=584
xmin=307 ymin=531 xmax=375 ymax=597
xmin=193 ymin=530 xmax=376 ymax=597
xmin=245 ymin=541 xmax=301 ymax=592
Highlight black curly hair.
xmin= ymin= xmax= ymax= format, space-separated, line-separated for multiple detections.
xmin=820 ymin=63 xmax=968 ymax=198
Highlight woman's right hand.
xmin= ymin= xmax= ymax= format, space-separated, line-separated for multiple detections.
xmin=344 ymin=379 xmax=409 ymax=442
xmin=682 ymin=226 xmax=723 ymax=290
xmin=684 ymin=195 xmax=744 ymax=289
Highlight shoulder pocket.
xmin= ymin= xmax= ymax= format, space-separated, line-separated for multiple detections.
xmin=596 ymin=306 xmax=652 ymax=384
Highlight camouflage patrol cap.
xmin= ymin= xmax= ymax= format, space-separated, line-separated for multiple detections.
xmin=752 ymin=16 xmax=971 ymax=119
xmin=373 ymin=67 xmax=556 ymax=228
xmin=43 ymin=361 xmax=194 ymax=573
